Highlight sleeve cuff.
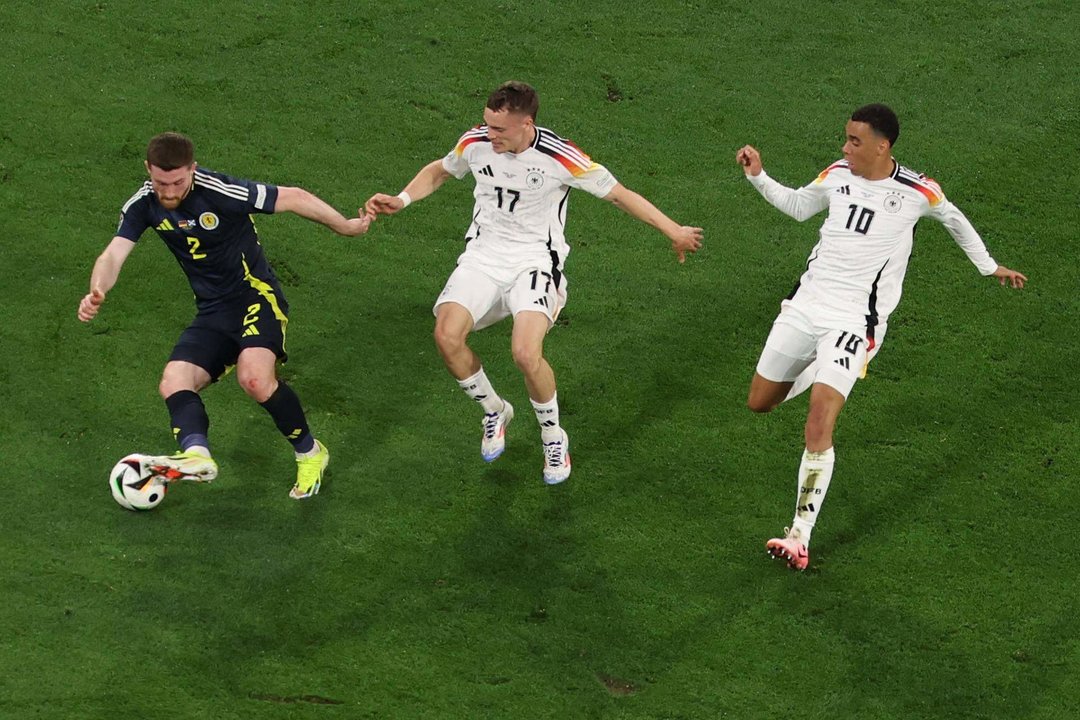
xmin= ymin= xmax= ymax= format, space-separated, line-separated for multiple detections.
xmin=746 ymin=170 xmax=770 ymax=187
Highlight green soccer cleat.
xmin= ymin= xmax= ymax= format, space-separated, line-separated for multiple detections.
xmin=145 ymin=450 xmax=218 ymax=483
xmin=290 ymin=440 xmax=329 ymax=500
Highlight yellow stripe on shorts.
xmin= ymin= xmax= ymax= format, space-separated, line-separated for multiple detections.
xmin=242 ymin=257 xmax=288 ymax=351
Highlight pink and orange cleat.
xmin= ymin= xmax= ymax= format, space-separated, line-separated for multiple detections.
xmin=766 ymin=528 xmax=809 ymax=571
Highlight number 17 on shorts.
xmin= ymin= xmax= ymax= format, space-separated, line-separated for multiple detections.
xmin=508 ymin=267 xmax=564 ymax=324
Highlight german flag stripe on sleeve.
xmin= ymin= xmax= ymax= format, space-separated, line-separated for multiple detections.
xmin=895 ymin=167 xmax=943 ymax=206
xmin=536 ymin=130 xmax=594 ymax=177
xmin=454 ymin=126 xmax=490 ymax=156
xmin=813 ymin=160 xmax=849 ymax=183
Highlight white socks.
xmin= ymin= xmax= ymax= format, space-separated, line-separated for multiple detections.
xmin=791 ymin=447 xmax=835 ymax=546
xmin=530 ymin=393 xmax=561 ymax=440
xmin=458 ymin=368 xmax=561 ymax=439
xmin=458 ymin=368 xmax=504 ymax=414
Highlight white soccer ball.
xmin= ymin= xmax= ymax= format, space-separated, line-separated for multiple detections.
xmin=109 ymin=454 xmax=168 ymax=511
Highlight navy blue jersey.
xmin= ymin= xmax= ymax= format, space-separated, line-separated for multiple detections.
xmin=117 ymin=168 xmax=281 ymax=309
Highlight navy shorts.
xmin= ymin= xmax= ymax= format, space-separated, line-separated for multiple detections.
xmin=169 ymin=284 xmax=290 ymax=381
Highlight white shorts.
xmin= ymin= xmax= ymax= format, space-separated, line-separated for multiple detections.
xmin=433 ymin=261 xmax=567 ymax=331
xmin=755 ymin=306 xmax=872 ymax=398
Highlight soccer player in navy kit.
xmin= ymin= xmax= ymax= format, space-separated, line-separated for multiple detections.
xmin=78 ymin=132 xmax=372 ymax=499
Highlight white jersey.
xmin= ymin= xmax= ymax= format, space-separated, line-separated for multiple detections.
xmin=748 ymin=159 xmax=997 ymax=344
xmin=441 ymin=125 xmax=618 ymax=280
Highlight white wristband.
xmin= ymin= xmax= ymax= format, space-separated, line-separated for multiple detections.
xmin=396 ymin=191 xmax=412 ymax=208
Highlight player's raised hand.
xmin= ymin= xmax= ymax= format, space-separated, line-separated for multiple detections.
xmin=78 ymin=289 xmax=105 ymax=322
xmin=365 ymin=193 xmax=406 ymax=216
xmin=670 ymin=226 xmax=704 ymax=264
xmin=992 ymin=265 xmax=1027 ymax=289
xmin=737 ymin=145 xmax=763 ymax=177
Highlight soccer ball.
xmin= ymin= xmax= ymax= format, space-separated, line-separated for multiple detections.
xmin=109 ymin=454 xmax=168 ymax=511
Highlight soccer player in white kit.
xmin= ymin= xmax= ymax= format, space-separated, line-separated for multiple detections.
xmin=736 ymin=104 xmax=1026 ymax=570
xmin=366 ymin=81 xmax=703 ymax=484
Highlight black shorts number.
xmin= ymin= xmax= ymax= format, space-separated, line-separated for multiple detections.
xmin=834 ymin=330 xmax=863 ymax=354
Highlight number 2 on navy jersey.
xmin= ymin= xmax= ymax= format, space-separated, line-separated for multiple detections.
xmin=186 ymin=237 xmax=207 ymax=259
xmin=845 ymin=204 xmax=875 ymax=234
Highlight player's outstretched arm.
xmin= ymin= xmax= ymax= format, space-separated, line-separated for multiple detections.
xmin=991 ymin=265 xmax=1027 ymax=289
xmin=933 ymin=202 xmax=1027 ymax=290
xmin=78 ymin=236 xmax=136 ymax=322
xmin=737 ymin=145 xmax=827 ymax=222
xmin=365 ymin=160 xmax=453 ymax=217
xmin=275 ymin=186 xmax=373 ymax=236
xmin=603 ymin=183 xmax=703 ymax=263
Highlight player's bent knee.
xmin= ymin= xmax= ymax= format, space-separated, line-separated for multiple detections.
xmin=237 ymin=372 xmax=275 ymax=402
xmin=747 ymin=388 xmax=784 ymax=413
xmin=747 ymin=374 xmax=792 ymax=414
xmin=159 ymin=372 xmax=196 ymax=399
xmin=511 ymin=345 xmax=542 ymax=374
xmin=158 ymin=378 xmax=179 ymax=400
xmin=747 ymin=395 xmax=777 ymax=413
xmin=433 ymin=323 xmax=466 ymax=355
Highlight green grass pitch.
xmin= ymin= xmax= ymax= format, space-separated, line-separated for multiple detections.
xmin=1 ymin=1 xmax=1077 ymax=718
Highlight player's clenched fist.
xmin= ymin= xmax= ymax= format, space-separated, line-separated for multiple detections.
xmin=78 ymin=289 xmax=105 ymax=322
xmin=736 ymin=145 xmax=763 ymax=177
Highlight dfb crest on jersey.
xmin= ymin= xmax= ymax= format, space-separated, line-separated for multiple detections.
xmin=883 ymin=193 xmax=903 ymax=213
xmin=526 ymin=170 xmax=545 ymax=189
